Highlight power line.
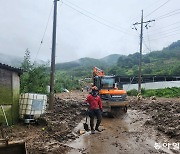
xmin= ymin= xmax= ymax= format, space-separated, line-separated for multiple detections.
xmin=64 ymin=0 xmax=130 ymax=33
xmin=143 ymin=41 xmax=152 ymax=53
xmin=61 ymin=1 xmax=132 ymax=35
xmin=144 ymin=0 xmax=166 ymax=10
xmin=34 ymin=3 xmax=54 ymax=62
xmin=149 ymin=32 xmax=180 ymax=41
xmin=155 ymin=11 xmax=180 ymax=21
xmin=147 ymin=27 xmax=180 ymax=37
xmin=148 ymin=20 xmax=180 ymax=32
xmin=145 ymin=29 xmax=152 ymax=53
xmin=155 ymin=9 xmax=180 ymax=20
xmin=145 ymin=0 xmax=171 ymax=18
xmin=132 ymin=0 xmax=164 ymax=23
xmin=147 ymin=25 xmax=180 ymax=35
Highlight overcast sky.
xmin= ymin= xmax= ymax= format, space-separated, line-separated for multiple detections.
xmin=0 ymin=0 xmax=180 ymax=63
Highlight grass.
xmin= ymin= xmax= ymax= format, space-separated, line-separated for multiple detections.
xmin=127 ymin=87 xmax=180 ymax=98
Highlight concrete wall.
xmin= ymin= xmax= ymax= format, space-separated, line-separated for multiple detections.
xmin=0 ymin=68 xmax=20 ymax=125
xmin=12 ymin=72 xmax=20 ymax=123
xmin=0 ymin=68 xmax=12 ymax=104
xmin=123 ymin=81 xmax=180 ymax=91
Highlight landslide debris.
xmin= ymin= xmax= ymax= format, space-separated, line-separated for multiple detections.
xmin=4 ymin=91 xmax=87 ymax=154
xmin=129 ymin=97 xmax=180 ymax=140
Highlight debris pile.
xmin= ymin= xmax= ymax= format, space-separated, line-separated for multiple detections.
xmin=7 ymin=92 xmax=87 ymax=154
xmin=44 ymin=97 xmax=85 ymax=142
xmin=129 ymin=97 xmax=180 ymax=140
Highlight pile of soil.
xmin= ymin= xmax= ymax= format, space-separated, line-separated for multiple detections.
xmin=1 ymin=91 xmax=179 ymax=153
xmin=4 ymin=91 xmax=88 ymax=154
xmin=129 ymin=97 xmax=180 ymax=140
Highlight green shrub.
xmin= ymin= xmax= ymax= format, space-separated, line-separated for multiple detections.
xmin=127 ymin=87 xmax=180 ymax=98
xmin=143 ymin=87 xmax=180 ymax=98
xmin=127 ymin=89 xmax=138 ymax=96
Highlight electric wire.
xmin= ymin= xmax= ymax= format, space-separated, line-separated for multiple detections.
xmin=155 ymin=11 xmax=180 ymax=21
xmin=149 ymin=32 xmax=180 ymax=41
xmin=132 ymin=0 xmax=164 ymax=23
xmin=155 ymin=9 xmax=180 ymax=20
xmin=147 ymin=27 xmax=180 ymax=37
xmin=143 ymin=39 xmax=152 ymax=53
xmin=145 ymin=0 xmax=171 ymax=18
xmin=144 ymin=0 xmax=165 ymax=11
xmin=147 ymin=26 xmax=180 ymax=36
xmin=147 ymin=29 xmax=152 ymax=52
xmin=34 ymin=3 xmax=54 ymax=62
xmin=148 ymin=20 xmax=180 ymax=32
xmin=64 ymin=0 xmax=130 ymax=33
xmin=133 ymin=23 xmax=152 ymax=54
xmin=61 ymin=1 xmax=133 ymax=35
xmin=143 ymin=29 xmax=152 ymax=53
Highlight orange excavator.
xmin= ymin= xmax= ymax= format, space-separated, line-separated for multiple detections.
xmin=93 ymin=67 xmax=128 ymax=116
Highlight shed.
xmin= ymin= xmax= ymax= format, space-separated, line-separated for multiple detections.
xmin=0 ymin=63 xmax=23 ymax=125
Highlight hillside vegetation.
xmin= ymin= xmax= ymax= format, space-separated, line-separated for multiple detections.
xmin=127 ymin=87 xmax=180 ymax=98
xmin=55 ymin=54 xmax=121 ymax=70
xmin=55 ymin=40 xmax=180 ymax=77
xmin=16 ymin=40 xmax=180 ymax=94
xmin=115 ymin=40 xmax=180 ymax=76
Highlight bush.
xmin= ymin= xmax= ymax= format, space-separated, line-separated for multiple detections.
xmin=127 ymin=89 xmax=138 ymax=96
xmin=54 ymin=71 xmax=81 ymax=92
xmin=127 ymin=87 xmax=180 ymax=98
xmin=143 ymin=87 xmax=180 ymax=98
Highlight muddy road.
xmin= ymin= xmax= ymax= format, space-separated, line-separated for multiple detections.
xmin=2 ymin=91 xmax=179 ymax=154
xmin=67 ymin=109 xmax=178 ymax=154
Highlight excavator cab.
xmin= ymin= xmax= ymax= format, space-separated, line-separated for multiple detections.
xmin=94 ymin=76 xmax=116 ymax=90
xmin=93 ymin=67 xmax=128 ymax=116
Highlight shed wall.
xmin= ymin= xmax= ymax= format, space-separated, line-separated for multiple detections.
xmin=0 ymin=68 xmax=20 ymax=124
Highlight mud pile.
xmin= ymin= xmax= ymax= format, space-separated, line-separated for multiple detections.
xmin=44 ymin=97 xmax=85 ymax=142
xmin=7 ymin=92 xmax=87 ymax=154
xmin=129 ymin=97 xmax=180 ymax=140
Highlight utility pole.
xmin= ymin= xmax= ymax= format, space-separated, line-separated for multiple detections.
xmin=133 ymin=10 xmax=155 ymax=94
xmin=49 ymin=0 xmax=59 ymax=110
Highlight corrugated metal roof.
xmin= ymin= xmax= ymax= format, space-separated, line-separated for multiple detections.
xmin=0 ymin=63 xmax=23 ymax=75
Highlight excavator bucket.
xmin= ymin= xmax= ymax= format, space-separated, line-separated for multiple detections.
xmin=0 ymin=140 xmax=26 ymax=154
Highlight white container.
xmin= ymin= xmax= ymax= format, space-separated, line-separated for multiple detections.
xmin=46 ymin=85 xmax=50 ymax=93
xmin=19 ymin=93 xmax=47 ymax=119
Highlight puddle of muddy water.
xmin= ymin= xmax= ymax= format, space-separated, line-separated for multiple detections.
xmin=66 ymin=110 xmax=177 ymax=154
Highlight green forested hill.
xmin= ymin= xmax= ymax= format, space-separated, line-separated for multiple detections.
xmin=55 ymin=54 xmax=122 ymax=70
xmin=55 ymin=57 xmax=106 ymax=70
xmin=114 ymin=40 xmax=180 ymax=76
xmin=56 ymin=40 xmax=180 ymax=77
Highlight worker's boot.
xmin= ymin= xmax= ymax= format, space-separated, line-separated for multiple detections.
xmin=91 ymin=129 xmax=95 ymax=134
xmin=95 ymin=127 xmax=102 ymax=132
xmin=95 ymin=114 xmax=102 ymax=132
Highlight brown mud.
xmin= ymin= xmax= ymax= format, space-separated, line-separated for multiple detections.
xmin=0 ymin=91 xmax=179 ymax=154
xmin=67 ymin=109 xmax=178 ymax=154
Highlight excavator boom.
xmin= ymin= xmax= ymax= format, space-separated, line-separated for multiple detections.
xmin=93 ymin=67 xmax=104 ymax=77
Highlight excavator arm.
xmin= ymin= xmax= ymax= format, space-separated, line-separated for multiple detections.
xmin=93 ymin=67 xmax=104 ymax=77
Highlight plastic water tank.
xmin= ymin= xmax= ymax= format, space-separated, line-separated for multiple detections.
xmin=19 ymin=93 xmax=47 ymax=119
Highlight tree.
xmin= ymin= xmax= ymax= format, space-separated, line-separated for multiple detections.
xmin=54 ymin=71 xmax=80 ymax=92
xmin=21 ymin=48 xmax=31 ymax=72
xmin=108 ymin=66 xmax=127 ymax=76
xmin=20 ymin=50 xmax=49 ymax=94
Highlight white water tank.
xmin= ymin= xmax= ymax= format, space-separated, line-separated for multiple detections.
xmin=19 ymin=93 xmax=47 ymax=119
